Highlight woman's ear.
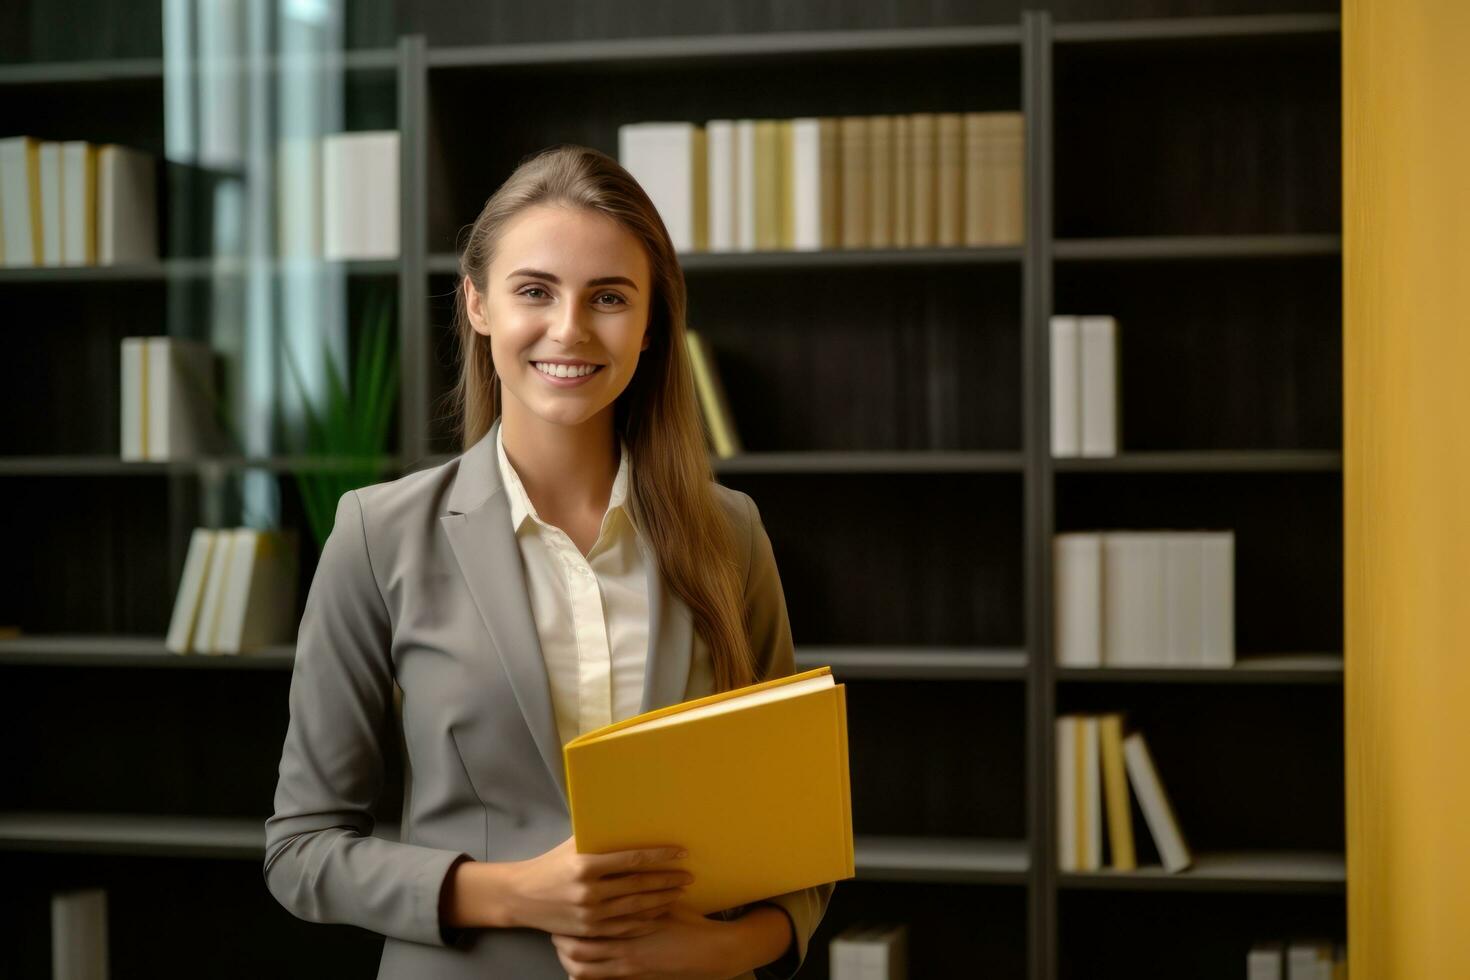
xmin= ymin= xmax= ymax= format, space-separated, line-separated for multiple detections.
xmin=465 ymin=276 xmax=491 ymax=337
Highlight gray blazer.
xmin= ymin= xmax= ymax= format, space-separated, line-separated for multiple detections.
xmin=264 ymin=415 xmax=836 ymax=978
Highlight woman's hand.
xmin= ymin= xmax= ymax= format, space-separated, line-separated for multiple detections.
xmin=550 ymin=901 xmax=739 ymax=979
xmin=504 ymin=836 xmax=694 ymax=939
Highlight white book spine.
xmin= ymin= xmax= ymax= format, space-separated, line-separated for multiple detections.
xmin=1164 ymin=533 xmax=1205 ymax=666
xmin=1248 ymin=941 xmax=1285 ymax=980
xmin=792 ymin=118 xmax=823 ymax=252
xmin=97 ymin=144 xmax=158 ymax=265
xmin=735 ymin=120 xmax=757 ymax=252
xmin=322 ymin=131 xmax=399 ymax=260
xmin=1056 ymin=716 xmax=1078 ymax=871
xmin=61 ymin=141 xmax=95 ymax=265
xmin=619 ymin=123 xmax=699 ymax=254
xmin=1050 ymin=315 xmax=1080 ymax=456
xmin=706 ymin=120 xmax=736 ymax=253
xmin=0 ymin=136 xmax=40 ymax=266
xmin=1200 ymin=531 xmax=1235 ymax=667
xmin=1102 ymin=532 xmax=1167 ymax=666
xmin=1123 ymin=732 xmax=1191 ymax=872
xmin=120 ymin=338 xmax=147 ymax=460
xmin=39 ymin=142 xmax=64 ymax=266
xmin=166 ymin=528 xmax=218 ymax=654
xmin=1081 ymin=716 xmax=1102 ymax=871
xmin=52 ymin=887 xmax=109 ymax=980
xmin=195 ymin=529 xmax=239 ymax=655
xmin=1079 ymin=314 xmax=1119 ymax=457
xmin=1054 ymin=533 xmax=1103 ymax=667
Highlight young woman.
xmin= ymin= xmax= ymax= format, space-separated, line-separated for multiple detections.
xmin=264 ymin=144 xmax=834 ymax=979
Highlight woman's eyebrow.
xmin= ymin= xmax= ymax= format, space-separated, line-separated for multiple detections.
xmin=506 ymin=268 xmax=639 ymax=291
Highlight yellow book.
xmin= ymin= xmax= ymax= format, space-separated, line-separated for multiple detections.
xmin=564 ymin=665 xmax=854 ymax=916
xmin=754 ymin=120 xmax=780 ymax=251
xmin=684 ymin=329 xmax=742 ymax=458
xmin=1099 ymin=713 xmax=1137 ymax=870
xmin=776 ymin=119 xmax=794 ymax=250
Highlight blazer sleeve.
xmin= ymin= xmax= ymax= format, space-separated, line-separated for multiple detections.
xmin=737 ymin=492 xmax=838 ymax=980
xmin=263 ymin=489 xmax=472 ymax=947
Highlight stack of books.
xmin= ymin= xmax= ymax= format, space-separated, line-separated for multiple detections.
xmin=0 ymin=136 xmax=157 ymax=267
xmin=1050 ymin=314 xmax=1119 ymax=457
xmin=1249 ymin=939 xmax=1348 ymax=979
xmin=166 ymin=527 xmax=299 ymax=655
xmin=1053 ymin=531 xmax=1235 ymax=668
xmin=278 ymin=130 xmax=400 ymax=260
xmin=829 ymin=922 xmax=908 ymax=979
xmin=1057 ymin=714 xmax=1191 ymax=874
xmin=119 ymin=337 xmax=221 ymax=461
xmin=618 ymin=112 xmax=1024 ymax=254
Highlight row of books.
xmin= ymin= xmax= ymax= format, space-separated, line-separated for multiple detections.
xmin=1054 ymin=531 xmax=1235 ymax=668
xmin=829 ymin=922 xmax=908 ymax=979
xmin=1058 ymin=714 xmax=1191 ymax=873
xmin=1250 ymin=939 xmax=1348 ymax=979
xmin=278 ymin=130 xmax=400 ymax=260
xmin=120 ymin=337 xmax=221 ymax=461
xmin=1050 ymin=314 xmax=1119 ymax=457
xmin=618 ymin=112 xmax=1024 ymax=255
xmin=0 ymin=136 xmax=157 ymax=267
xmin=52 ymin=887 xmax=106 ymax=980
xmin=165 ymin=527 xmax=298 ymax=655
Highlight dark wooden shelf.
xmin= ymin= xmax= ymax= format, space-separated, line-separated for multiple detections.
xmin=427 ymin=24 xmax=1021 ymax=72
xmin=0 ymin=256 xmax=399 ymax=284
xmin=0 ymin=455 xmax=402 ymax=477
xmin=1053 ymin=13 xmax=1340 ymax=44
xmin=1053 ymin=235 xmax=1341 ymax=261
xmin=1058 ymin=851 xmax=1345 ymax=894
xmin=1055 ymin=654 xmax=1343 ymax=684
xmin=0 ymin=635 xmax=294 ymax=670
xmin=855 ymin=835 xmax=1029 ymax=885
xmin=1052 ymin=451 xmax=1342 ymax=473
xmin=799 ymin=647 xmax=1027 ymax=681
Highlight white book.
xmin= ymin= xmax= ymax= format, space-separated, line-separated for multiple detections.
xmin=166 ymin=529 xmax=219 ymax=654
xmin=212 ymin=529 xmax=299 ymax=654
xmin=120 ymin=338 xmax=147 ymax=460
xmin=145 ymin=337 xmax=217 ymax=460
xmin=322 ymin=131 xmax=399 ymax=259
xmin=1 ymin=135 xmax=42 ymax=266
xmin=1050 ymin=315 xmax=1081 ymax=456
xmin=1080 ymin=716 xmax=1102 ymax=871
xmin=791 ymin=117 xmax=827 ymax=252
xmin=1079 ymin=314 xmax=1119 ymax=456
xmin=195 ymin=529 xmax=240 ymax=655
xmin=1054 ymin=532 xmax=1102 ymax=666
xmin=1102 ymin=532 xmax=1167 ymax=666
xmin=1164 ymin=533 xmax=1205 ymax=666
xmin=1249 ymin=940 xmax=1286 ymax=980
xmin=61 ymin=141 xmax=98 ymax=265
xmin=830 ymin=923 xmax=875 ymax=980
xmin=618 ymin=122 xmax=707 ymax=253
xmin=1122 ymin=731 xmax=1191 ymax=872
xmin=1288 ymin=939 xmax=1336 ymax=980
xmin=860 ymin=923 xmax=908 ymax=980
xmin=39 ymin=142 xmax=64 ymax=266
xmin=52 ymin=887 xmax=108 ymax=980
xmin=97 ymin=144 xmax=158 ymax=265
xmin=735 ymin=120 xmax=757 ymax=252
xmin=1200 ymin=531 xmax=1235 ymax=667
xmin=1056 ymin=715 xmax=1078 ymax=871
xmin=705 ymin=120 xmax=736 ymax=252
xmin=276 ymin=137 xmax=323 ymax=258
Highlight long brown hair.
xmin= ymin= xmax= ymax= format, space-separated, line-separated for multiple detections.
xmin=448 ymin=144 xmax=757 ymax=693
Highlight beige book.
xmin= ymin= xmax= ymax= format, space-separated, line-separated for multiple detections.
xmin=1099 ymin=714 xmax=1137 ymax=870
xmin=776 ymin=119 xmax=794 ymax=250
xmin=935 ymin=114 xmax=964 ymax=246
xmin=839 ymin=116 xmax=868 ymax=248
xmin=97 ymin=143 xmax=158 ymax=264
xmin=867 ymin=115 xmax=894 ymax=248
xmin=0 ymin=136 xmax=42 ymax=266
xmin=894 ymin=115 xmax=911 ymax=247
xmin=754 ymin=120 xmax=780 ymax=251
xmin=819 ymin=118 xmax=842 ymax=249
xmin=908 ymin=114 xmax=936 ymax=247
xmin=685 ymin=329 xmax=742 ymax=458
xmin=990 ymin=112 xmax=1025 ymax=244
xmin=61 ymin=141 xmax=98 ymax=265
xmin=963 ymin=113 xmax=990 ymax=245
xmin=166 ymin=528 xmax=219 ymax=654
xmin=691 ymin=124 xmax=709 ymax=252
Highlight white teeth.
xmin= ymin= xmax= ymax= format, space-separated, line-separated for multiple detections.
xmin=534 ymin=361 xmax=600 ymax=379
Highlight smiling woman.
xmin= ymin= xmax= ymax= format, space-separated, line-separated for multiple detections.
xmin=264 ymin=142 xmax=836 ymax=980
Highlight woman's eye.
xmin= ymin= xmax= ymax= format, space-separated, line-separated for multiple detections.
xmin=519 ymin=286 xmax=548 ymax=300
xmin=594 ymin=292 xmax=626 ymax=307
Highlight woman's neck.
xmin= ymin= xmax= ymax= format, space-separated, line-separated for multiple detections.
xmin=498 ymin=404 xmax=620 ymax=526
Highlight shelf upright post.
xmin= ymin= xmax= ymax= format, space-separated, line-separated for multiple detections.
xmin=397 ymin=35 xmax=429 ymax=465
xmin=1021 ymin=9 xmax=1057 ymax=980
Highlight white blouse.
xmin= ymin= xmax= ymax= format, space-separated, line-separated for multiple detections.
xmin=495 ymin=426 xmax=653 ymax=748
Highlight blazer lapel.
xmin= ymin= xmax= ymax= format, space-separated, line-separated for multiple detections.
xmin=439 ymin=415 xmax=695 ymax=816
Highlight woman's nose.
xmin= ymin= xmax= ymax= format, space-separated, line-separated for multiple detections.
xmin=546 ymin=302 xmax=591 ymax=346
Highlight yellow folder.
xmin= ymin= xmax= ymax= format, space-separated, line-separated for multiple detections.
xmin=564 ymin=665 xmax=855 ymax=916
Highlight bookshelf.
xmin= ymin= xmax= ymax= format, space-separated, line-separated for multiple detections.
xmin=0 ymin=4 xmax=1342 ymax=978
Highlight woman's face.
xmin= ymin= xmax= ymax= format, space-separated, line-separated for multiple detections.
xmin=465 ymin=203 xmax=652 ymax=430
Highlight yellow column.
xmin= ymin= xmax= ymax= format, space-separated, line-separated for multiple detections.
xmin=1344 ymin=1 xmax=1470 ymax=976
